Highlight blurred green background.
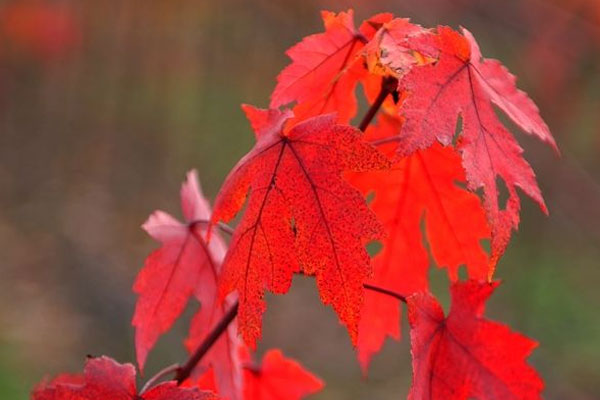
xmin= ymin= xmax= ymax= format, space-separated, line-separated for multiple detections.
xmin=0 ymin=0 xmax=599 ymax=399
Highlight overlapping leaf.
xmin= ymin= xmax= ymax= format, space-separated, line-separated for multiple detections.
xmin=132 ymin=171 xmax=227 ymax=371
xmin=407 ymin=281 xmax=543 ymax=400
xmin=270 ymin=10 xmax=366 ymax=124
xmin=211 ymin=105 xmax=389 ymax=348
xmin=32 ymin=356 xmax=217 ymax=400
xmin=132 ymin=171 xmax=243 ymax=399
xmin=395 ymin=26 xmax=557 ymax=266
xmin=352 ymin=114 xmax=490 ymax=372
xmin=363 ymin=17 xmax=433 ymax=78
xmin=243 ymin=350 xmax=323 ymax=400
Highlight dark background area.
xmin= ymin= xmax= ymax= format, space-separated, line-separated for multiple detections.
xmin=0 ymin=0 xmax=599 ymax=398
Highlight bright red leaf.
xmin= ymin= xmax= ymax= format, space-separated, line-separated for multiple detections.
xmin=31 ymin=356 xmax=218 ymax=400
xmin=407 ymin=281 xmax=543 ymax=400
xmin=353 ymin=114 xmax=490 ymax=373
xmin=396 ymin=26 xmax=557 ymax=266
xmin=363 ymin=17 xmax=432 ymax=78
xmin=211 ymin=105 xmax=389 ymax=348
xmin=243 ymin=350 xmax=323 ymax=400
xmin=133 ymin=170 xmax=227 ymax=371
xmin=270 ymin=10 xmax=370 ymax=124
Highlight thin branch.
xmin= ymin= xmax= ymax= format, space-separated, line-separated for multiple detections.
xmin=296 ymin=271 xmax=407 ymax=303
xmin=139 ymin=282 xmax=405 ymax=392
xmin=364 ymin=283 xmax=407 ymax=303
xmin=358 ymin=76 xmax=398 ymax=132
xmin=369 ymin=136 xmax=402 ymax=147
xmin=175 ymin=300 xmax=239 ymax=384
xmin=216 ymin=221 xmax=235 ymax=236
xmin=190 ymin=219 xmax=235 ymax=236
xmin=139 ymin=364 xmax=179 ymax=394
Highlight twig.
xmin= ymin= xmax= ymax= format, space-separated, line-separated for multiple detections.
xmin=364 ymin=283 xmax=407 ymax=303
xmin=174 ymin=300 xmax=239 ymax=384
xmin=190 ymin=219 xmax=235 ymax=236
xmin=369 ymin=136 xmax=402 ymax=147
xmin=139 ymin=364 xmax=179 ymax=394
xmin=139 ymin=277 xmax=405 ymax=391
xmin=358 ymin=76 xmax=398 ymax=132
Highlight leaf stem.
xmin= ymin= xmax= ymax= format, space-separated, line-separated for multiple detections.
xmin=190 ymin=219 xmax=235 ymax=236
xmin=358 ymin=76 xmax=398 ymax=132
xmin=296 ymin=271 xmax=407 ymax=303
xmin=139 ymin=364 xmax=179 ymax=394
xmin=369 ymin=136 xmax=402 ymax=147
xmin=174 ymin=300 xmax=239 ymax=384
xmin=364 ymin=283 xmax=407 ymax=303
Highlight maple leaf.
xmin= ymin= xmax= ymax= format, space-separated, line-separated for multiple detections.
xmin=363 ymin=17 xmax=433 ymax=78
xmin=270 ymin=10 xmax=389 ymax=124
xmin=211 ymin=105 xmax=390 ymax=348
xmin=243 ymin=350 xmax=323 ymax=400
xmin=133 ymin=170 xmax=227 ymax=371
xmin=31 ymin=356 xmax=218 ymax=400
xmin=407 ymin=281 xmax=543 ymax=400
xmin=353 ymin=115 xmax=491 ymax=373
xmin=396 ymin=26 xmax=557 ymax=266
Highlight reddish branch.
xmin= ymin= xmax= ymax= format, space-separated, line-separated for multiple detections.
xmin=175 ymin=300 xmax=239 ymax=384
xmin=139 ymin=364 xmax=179 ymax=394
xmin=364 ymin=283 xmax=407 ymax=303
xmin=358 ymin=76 xmax=398 ymax=132
xmin=190 ymin=219 xmax=235 ymax=236
xmin=142 ymin=283 xmax=405 ymax=390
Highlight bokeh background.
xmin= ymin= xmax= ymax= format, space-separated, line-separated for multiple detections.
xmin=1 ymin=0 xmax=599 ymax=399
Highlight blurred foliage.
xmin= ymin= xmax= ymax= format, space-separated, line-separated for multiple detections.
xmin=0 ymin=0 xmax=599 ymax=399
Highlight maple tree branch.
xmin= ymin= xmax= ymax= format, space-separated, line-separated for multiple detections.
xmin=295 ymin=271 xmax=408 ymax=303
xmin=139 ymin=364 xmax=179 ymax=394
xmin=140 ymin=283 xmax=404 ymax=391
xmin=175 ymin=300 xmax=239 ymax=384
xmin=364 ymin=283 xmax=407 ymax=303
xmin=358 ymin=76 xmax=398 ymax=132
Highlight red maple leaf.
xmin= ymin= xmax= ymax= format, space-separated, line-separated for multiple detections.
xmin=270 ymin=10 xmax=393 ymax=124
xmin=31 ymin=356 xmax=218 ymax=400
xmin=243 ymin=350 xmax=323 ymax=400
xmin=363 ymin=17 xmax=433 ymax=78
xmin=407 ymin=281 xmax=543 ymax=400
xmin=352 ymin=114 xmax=490 ymax=373
xmin=395 ymin=26 xmax=557 ymax=266
xmin=211 ymin=105 xmax=389 ymax=348
xmin=133 ymin=170 xmax=227 ymax=371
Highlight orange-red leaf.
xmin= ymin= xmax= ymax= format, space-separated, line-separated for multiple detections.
xmin=133 ymin=170 xmax=227 ymax=371
xmin=397 ymin=26 xmax=557 ymax=266
xmin=363 ymin=17 xmax=433 ymax=78
xmin=212 ymin=105 xmax=389 ymax=348
xmin=243 ymin=350 xmax=323 ymax=400
xmin=407 ymin=281 xmax=543 ymax=400
xmin=31 ymin=356 xmax=218 ymax=400
xmin=270 ymin=10 xmax=367 ymax=124
xmin=353 ymin=115 xmax=490 ymax=372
